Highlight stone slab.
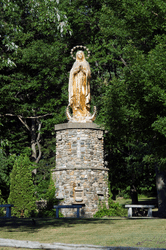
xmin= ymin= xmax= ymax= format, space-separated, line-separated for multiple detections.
xmin=0 ymin=238 xmax=165 ymax=250
xmin=0 ymin=238 xmax=166 ymax=250
xmin=125 ymin=205 xmax=155 ymax=208
xmin=55 ymin=122 xmax=103 ymax=131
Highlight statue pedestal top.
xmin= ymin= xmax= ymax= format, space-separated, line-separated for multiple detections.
xmin=54 ymin=122 xmax=103 ymax=131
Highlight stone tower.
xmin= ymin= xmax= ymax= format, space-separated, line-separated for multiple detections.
xmin=52 ymin=46 xmax=109 ymax=217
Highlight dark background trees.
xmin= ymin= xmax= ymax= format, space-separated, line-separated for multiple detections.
xmin=0 ymin=0 xmax=71 ymax=201
xmin=1 ymin=0 xmax=166 ymax=215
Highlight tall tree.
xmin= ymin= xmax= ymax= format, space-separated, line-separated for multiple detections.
xmin=0 ymin=0 xmax=71 ymax=157
xmin=0 ymin=0 xmax=72 ymax=200
xmin=96 ymin=0 xmax=166 ymax=211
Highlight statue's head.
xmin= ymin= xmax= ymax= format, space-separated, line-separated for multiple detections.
xmin=76 ymin=51 xmax=85 ymax=61
xmin=70 ymin=46 xmax=90 ymax=61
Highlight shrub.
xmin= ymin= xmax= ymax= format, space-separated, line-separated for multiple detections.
xmin=38 ymin=208 xmax=63 ymax=218
xmin=93 ymin=199 xmax=127 ymax=218
xmin=36 ymin=175 xmax=63 ymax=218
xmin=93 ymin=190 xmax=127 ymax=218
xmin=117 ymin=186 xmax=131 ymax=199
xmin=8 ymin=154 xmax=36 ymax=217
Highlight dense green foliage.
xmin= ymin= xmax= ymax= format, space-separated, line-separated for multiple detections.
xmin=36 ymin=174 xmax=63 ymax=217
xmin=0 ymin=0 xmax=71 ymax=200
xmin=1 ymin=0 xmax=166 ymax=210
xmin=0 ymin=140 xmax=16 ymax=200
xmin=93 ymin=198 xmax=127 ymax=218
xmin=0 ymin=190 xmax=5 ymax=216
xmin=8 ymin=154 xmax=36 ymax=217
xmin=93 ymin=0 xmax=166 ymax=201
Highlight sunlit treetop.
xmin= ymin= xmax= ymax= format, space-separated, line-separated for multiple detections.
xmin=0 ymin=0 xmax=71 ymax=68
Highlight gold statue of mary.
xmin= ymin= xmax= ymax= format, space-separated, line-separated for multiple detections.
xmin=66 ymin=46 xmax=96 ymax=123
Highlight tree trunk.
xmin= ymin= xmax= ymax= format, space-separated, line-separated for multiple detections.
xmin=31 ymin=118 xmax=42 ymax=174
xmin=31 ymin=117 xmax=37 ymax=161
xmin=156 ymin=169 xmax=166 ymax=217
xmin=130 ymin=184 xmax=138 ymax=204
xmin=130 ymin=172 xmax=138 ymax=204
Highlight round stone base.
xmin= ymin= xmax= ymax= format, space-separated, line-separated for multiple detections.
xmin=52 ymin=168 xmax=109 ymax=218
xmin=54 ymin=123 xmax=109 ymax=218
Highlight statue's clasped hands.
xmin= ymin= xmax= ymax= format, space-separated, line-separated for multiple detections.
xmin=73 ymin=65 xmax=84 ymax=75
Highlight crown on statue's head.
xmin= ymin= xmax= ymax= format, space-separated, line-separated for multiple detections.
xmin=70 ymin=45 xmax=90 ymax=60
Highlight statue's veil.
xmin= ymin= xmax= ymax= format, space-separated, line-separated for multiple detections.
xmin=68 ymin=51 xmax=91 ymax=105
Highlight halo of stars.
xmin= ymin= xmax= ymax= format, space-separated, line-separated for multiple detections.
xmin=70 ymin=45 xmax=91 ymax=60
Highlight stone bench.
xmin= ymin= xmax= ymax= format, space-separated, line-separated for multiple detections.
xmin=53 ymin=204 xmax=84 ymax=218
xmin=0 ymin=204 xmax=13 ymax=218
xmin=125 ymin=204 xmax=155 ymax=218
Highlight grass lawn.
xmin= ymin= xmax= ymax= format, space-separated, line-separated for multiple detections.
xmin=0 ymin=196 xmax=164 ymax=250
xmin=0 ymin=216 xmax=166 ymax=249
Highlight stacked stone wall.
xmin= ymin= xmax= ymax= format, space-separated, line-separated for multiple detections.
xmin=52 ymin=123 xmax=109 ymax=217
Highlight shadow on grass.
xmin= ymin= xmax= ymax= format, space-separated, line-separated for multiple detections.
xmin=0 ymin=212 xmax=165 ymax=233
xmin=0 ymin=217 xmax=123 ymax=233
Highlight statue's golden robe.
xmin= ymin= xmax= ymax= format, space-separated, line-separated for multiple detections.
xmin=68 ymin=51 xmax=91 ymax=118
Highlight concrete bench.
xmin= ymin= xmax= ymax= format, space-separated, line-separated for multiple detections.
xmin=53 ymin=204 xmax=84 ymax=218
xmin=125 ymin=204 xmax=155 ymax=218
xmin=0 ymin=204 xmax=14 ymax=218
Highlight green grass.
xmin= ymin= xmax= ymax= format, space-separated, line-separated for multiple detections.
xmin=0 ymin=196 xmax=163 ymax=249
xmin=0 ymin=216 xmax=166 ymax=249
xmin=116 ymin=195 xmax=157 ymax=205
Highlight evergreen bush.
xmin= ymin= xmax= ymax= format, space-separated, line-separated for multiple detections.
xmin=8 ymin=154 xmax=36 ymax=217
